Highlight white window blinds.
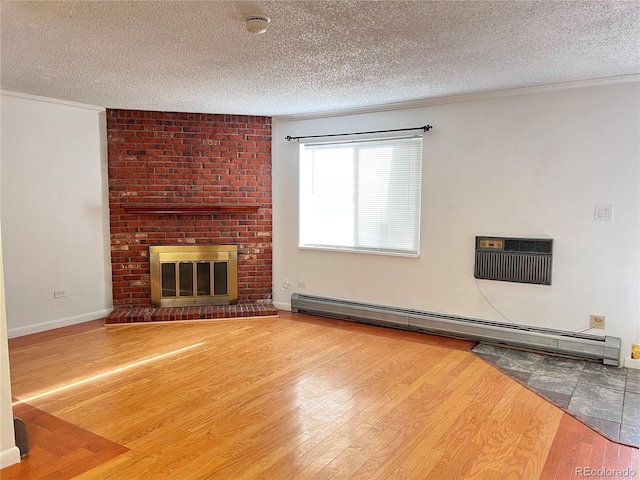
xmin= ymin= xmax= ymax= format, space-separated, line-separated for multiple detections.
xmin=299 ymin=135 xmax=423 ymax=256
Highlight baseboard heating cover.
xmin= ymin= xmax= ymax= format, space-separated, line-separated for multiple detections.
xmin=291 ymin=294 xmax=621 ymax=366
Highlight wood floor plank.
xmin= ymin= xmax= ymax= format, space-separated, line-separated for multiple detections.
xmin=539 ymin=413 xmax=639 ymax=480
xmin=482 ymin=469 xmax=505 ymax=480
xmin=395 ymin=390 xmax=478 ymax=471
xmin=348 ymin=457 xmax=383 ymax=480
xmin=369 ymin=356 xmax=492 ymax=475
xmin=538 ymin=414 xmax=574 ymax=480
xmin=568 ymin=426 xmax=596 ymax=480
xmin=1 ymin=403 xmax=127 ymax=480
xmin=369 ymin=357 xmax=491 ymax=474
xmin=586 ymin=431 xmax=608 ymax=474
xmin=602 ymin=439 xmax=622 ymax=474
xmin=258 ymin=425 xmax=358 ymax=480
xmin=289 ymin=435 xmax=352 ymax=479
xmin=497 ymin=401 xmax=547 ymax=479
xmin=3 ymin=313 xmax=637 ymax=480
xmin=427 ymin=441 xmax=484 ymax=480
xmin=72 ymin=452 xmax=139 ymax=480
xmin=310 ymin=446 xmax=370 ymax=479
xmin=630 ymin=448 xmax=639 ymax=475
xmin=557 ymin=435 xmax=582 ymax=479
xmin=483 ymin=431 xmax=523 ymax=477
xmin=520 ymin=405 xmax=564 ymax=480
xmin=617 ymin=439 xmax=632 ymax=470
xmin=406 ymin=447 xmax=445 ymax=479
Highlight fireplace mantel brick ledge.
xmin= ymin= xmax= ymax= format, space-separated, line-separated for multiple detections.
xmin=106 ymin=303 xmax=278 ymax=324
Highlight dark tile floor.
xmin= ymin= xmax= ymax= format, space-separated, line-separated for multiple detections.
xmin=472 ymin=343 xmax=640 ymax=448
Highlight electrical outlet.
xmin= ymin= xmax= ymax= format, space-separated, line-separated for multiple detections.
xmin=53 ymin=290 xmax=66 ymax=299
xmin=298 ymin=281 xmax=307 ymax=289
xmin=589 ymin=315 xmax=605 ymax=329
xmin=282 ymin=278 xmax=291 ymax=289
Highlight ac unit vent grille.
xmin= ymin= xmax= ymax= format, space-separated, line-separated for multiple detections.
xmin=475 ymin=236 xmax=553 ymax=285
xmin=503 ymin=239 xmax=552 ymax=253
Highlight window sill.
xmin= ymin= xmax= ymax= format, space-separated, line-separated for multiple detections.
xmin=298 ymin=245 xmax=420 ymax=258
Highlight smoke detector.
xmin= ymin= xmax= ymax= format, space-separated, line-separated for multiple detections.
xmin=245 ymin=15 xmax=270 ymax=34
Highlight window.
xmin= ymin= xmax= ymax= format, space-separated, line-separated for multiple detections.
xmin=299 ymin=135 xmax=423 ymax=256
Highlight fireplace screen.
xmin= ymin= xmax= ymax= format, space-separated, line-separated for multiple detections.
xmin=150 ymin=245 xmax=238 ymax=307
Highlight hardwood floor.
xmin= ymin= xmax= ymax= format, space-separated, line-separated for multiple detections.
xmin=2 ymin=312 xmax=638 ymax=479
xmin=3 ymin=402 xmax=127 ymax=480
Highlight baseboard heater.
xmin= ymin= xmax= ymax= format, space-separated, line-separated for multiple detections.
xmin=291 ymin=293 xmax=621 ymax=366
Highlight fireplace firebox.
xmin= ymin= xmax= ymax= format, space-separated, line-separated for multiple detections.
xmin=150 ymin=245 xmax=238 ymax=307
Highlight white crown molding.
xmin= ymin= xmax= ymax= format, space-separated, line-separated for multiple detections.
xmin=0 ymin=90 xmax=105 ymax=112
xmin=274 ymin=74 xmax=640 ymax=123
xmin=2 ymin=74 xmax=637 ymax=120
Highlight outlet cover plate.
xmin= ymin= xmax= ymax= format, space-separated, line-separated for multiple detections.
xmin=589 ymin=315 xmax=605 ymax=329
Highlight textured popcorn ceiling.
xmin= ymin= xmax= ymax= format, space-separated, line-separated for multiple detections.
xmin=1 ymin=1 xmax=638 ymax=116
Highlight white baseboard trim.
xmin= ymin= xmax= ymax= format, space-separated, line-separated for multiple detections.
xmin=624 ymin=356 xmax=640 ymax=369
xmin=273 ymin=301 xmax=291 ymax=311
xmin=0 ymin=446 xmax=21 ymax=469
xmin=7 ymin=309 xmax=113 ymax=339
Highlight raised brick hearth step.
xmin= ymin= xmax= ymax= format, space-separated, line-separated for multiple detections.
xmin=106 ymin=303 xmax=278 ymax=324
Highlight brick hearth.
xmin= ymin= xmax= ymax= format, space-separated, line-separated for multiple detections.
xmin=106 ymin=303 xmax=278 ymax=324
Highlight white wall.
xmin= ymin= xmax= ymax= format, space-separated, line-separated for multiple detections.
xmin=0 ymin=92 xmax=112 ymax=337
xmin=272 ymin=81 xmax=640 ymax=365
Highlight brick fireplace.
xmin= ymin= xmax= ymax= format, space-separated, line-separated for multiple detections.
xmin=105 ymin=109 xmax=275 ymax=323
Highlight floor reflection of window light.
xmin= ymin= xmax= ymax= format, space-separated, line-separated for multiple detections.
xmin=12 ymin=342 xmax=205 ymax=406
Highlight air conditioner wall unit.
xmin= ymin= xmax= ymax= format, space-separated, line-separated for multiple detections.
xmin=474 ymin=236 xmax=553 ymax=285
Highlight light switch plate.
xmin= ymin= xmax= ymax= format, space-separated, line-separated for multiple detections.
xmin=594 ymin=205 xmax=613 ymax=221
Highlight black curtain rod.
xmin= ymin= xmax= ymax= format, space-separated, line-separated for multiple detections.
xmin=285 ymin=125 xmax=433 ymax=142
